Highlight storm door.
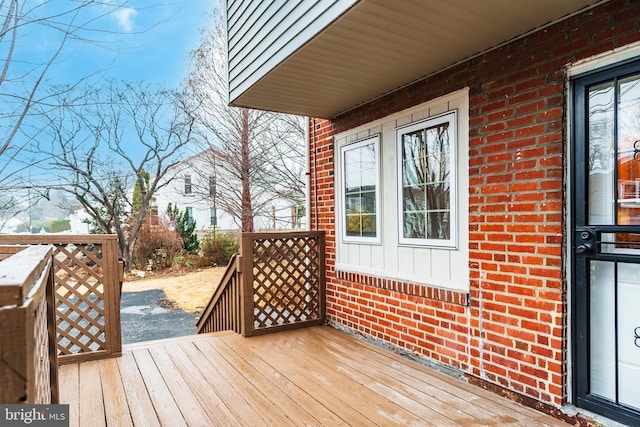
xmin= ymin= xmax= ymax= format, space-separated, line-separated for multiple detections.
xmin=573 ymin=60 xmax=640 ymax=426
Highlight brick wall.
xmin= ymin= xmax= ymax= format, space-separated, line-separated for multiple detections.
xmin=309 ymin=0 xmax=640 ymax=407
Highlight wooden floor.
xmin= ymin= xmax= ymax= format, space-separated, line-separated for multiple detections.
xmin=58 ymin=326 xmax=567 ymax=426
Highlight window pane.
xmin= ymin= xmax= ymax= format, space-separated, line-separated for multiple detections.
xmin=588 ymin=82 xmax=615 ymax=225
xmin=361 ymin=214 xmax=376 ymax=236
xmin=403 ymin=186 xmax=425 ymax=211
xmin=345 ymin=214 xmax=362 ymax=236
xmin=343 ymin=139 xmax=378 ymax=239
xmin=425 ymin=182 xmax=450 ymax=211
xmin=617 ymin=74 xmax=640 ymax=226
xmin=400 ymin=118 xmax=452 ymax=243
xmin=184 ymin=175 xmax=192 ymax=194
xmin=404 ymin=211 xmax=425 ymax=239
xmin=427 ymin=210 xmax=450 ymax=240
xmin=403 ymin=134 xmax=425 ymax=186
xmin=362 ymin=190 xmax=376 ymax=213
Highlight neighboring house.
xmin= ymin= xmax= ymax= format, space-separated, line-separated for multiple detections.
xmin=69 ymin=207 xmax=91 ymax=234
xmin=154 ymin=150 xmax=304 ymax=234
xmin=226 ymin=1 xmax=640 ymax=425
xmin=154 ymin=151 xmax=234 ymax=233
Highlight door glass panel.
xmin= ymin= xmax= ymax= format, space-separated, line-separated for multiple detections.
xmin=588 ymin=82 xmax=616 ymax=225
xmin=617 ymin=75 xmax=640 ymax=226
xmin=617 ymin=263 xmax=640 ymax=410
xmin=601 ymin=232 xmax=640 ymax=254
xmin=589 ymin=260 xmax=616 ymax=401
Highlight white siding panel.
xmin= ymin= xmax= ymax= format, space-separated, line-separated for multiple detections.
xmin=397 ymin=246 xmax=414 ymax=275
xmin=359 ymin=244 xmax=372 ymax=269
xmin=229 ymin=1 xmax=298 ymax=64
xmin=371 ymin=244 xmax=384 ymax=268
xmin=449 ymin=249 xmax=469 ymax=291
xmin=413 ymin=249 xmax=430 ymax=281
xmin=338 ymin=240 xmax=349 ymax=264
xmin=347 ymin=243 xmax=360 ymax=266
xmin=431 ymin=250 xmax=452 ymax=284
xmin=227 ymin=0 xmax=358 ymax=104
xmin=227 ymin=0 xmax=252 ymax=29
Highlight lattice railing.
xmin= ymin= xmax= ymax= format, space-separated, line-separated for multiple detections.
xmin=248 ymin=233 xmax=324 ymax=333
xmin=197 ymin=231 xmax=325 ymax=337
xmin=0 ymin=235 xmax=122 ymax=364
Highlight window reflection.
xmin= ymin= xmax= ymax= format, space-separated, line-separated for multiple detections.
xmin=617 ymin=75 xmax=640 ymax=226
xmin=401 ymin=122 xmax=451 ymax=240
xmin=343 ymin=138 xmax=378 ymax=238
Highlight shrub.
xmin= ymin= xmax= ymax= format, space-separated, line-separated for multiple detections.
xmin=132 ymin=218 xmax=183 ymax=270
xmin=166 ymin=203 xmax=199 ymax=253
xmin=171 ymin=253 xmax=198 ymax=269
xmin=197 ymin=234 xmax=238 ymax=267
xmin=49 ymin=219 xmax=71 ymax=233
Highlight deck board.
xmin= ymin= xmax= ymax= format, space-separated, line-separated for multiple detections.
xmin=99 ymin=358 xmax=133 ymax=427
xmin=116 ymin=352 xmax=161 ymax=427
xmin=79 ymin=360 xmax=106 ymax=427
xmin=58 ymin=326 xmax=568 ymax=426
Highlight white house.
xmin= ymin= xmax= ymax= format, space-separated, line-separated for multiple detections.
xmin=154 ymin=150 xmax=304 ymax=234
xmin=69 ymin=207 xmax=90 ymax=234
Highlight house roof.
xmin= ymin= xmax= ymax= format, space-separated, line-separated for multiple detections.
xmin=229 ymin=0 xmax=607 ymax=118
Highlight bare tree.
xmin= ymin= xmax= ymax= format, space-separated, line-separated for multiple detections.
xmin=0 ymin=1 xmax=171 ymax=225
xmin=32 ymin=80 xmax=195 ymax=268
xmin=0 ymin=1 xmax=137 ymax=158
xmin=182 ymin=11 xmax=306 ymax=231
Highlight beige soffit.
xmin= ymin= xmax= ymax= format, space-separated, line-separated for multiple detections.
xmin=230 ymin=0 xmax=607 ymax=118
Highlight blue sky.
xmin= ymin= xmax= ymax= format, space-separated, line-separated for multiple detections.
xmin=42 ymin=1 xmax=220 ymax=88
xmin=1 ymin=1 xmax=219 ymax=187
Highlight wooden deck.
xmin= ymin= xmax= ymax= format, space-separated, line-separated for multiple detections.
xmin=59 ymin=326 xmax=567 ymax=426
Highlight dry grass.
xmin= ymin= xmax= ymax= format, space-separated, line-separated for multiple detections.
xmin=121 ymin=267 xmax=226 ymax=313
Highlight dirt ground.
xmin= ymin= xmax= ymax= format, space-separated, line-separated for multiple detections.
xmin=121 ymin=267 xmax=226 ymax=313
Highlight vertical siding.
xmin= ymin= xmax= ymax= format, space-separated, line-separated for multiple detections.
xmin=227 ymin=0 xmax=358 ymax=104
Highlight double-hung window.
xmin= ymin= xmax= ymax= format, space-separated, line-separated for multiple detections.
xmin=209 ymin=176 xmax=216 ymax=197
xmin=184 ymin=174 xmax=192 ymax=195
xmin=397 ymin=111 xmax=457 ymax=248
xmin=185 ymin=206 xmax=194 ymax=225
xmin=341 ymin=135 xmax=380 ymax=243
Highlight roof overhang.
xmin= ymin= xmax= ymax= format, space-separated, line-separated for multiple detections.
xmin=229 ymin=0 xmax=607 ymax=118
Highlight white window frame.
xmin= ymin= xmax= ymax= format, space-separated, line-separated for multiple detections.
xmin=339 ymin=135 xmax=381 ymax=244
xmin=185 ymin=206 xmax=194 ymax=224
xmin=397 ymin=111 xmax=457 ymax=248
xmin=184 ymin=174 xmax=192 ymax=195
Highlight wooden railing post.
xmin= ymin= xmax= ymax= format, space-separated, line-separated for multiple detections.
xmin=103 ymin=236 xmax=122 ymax=356
xmin=239 ymin=233 xmax=255 ymax=336
xmin=0 ymin=245 xmax=59 ymax=404
xmin=317 ymin=232 xmax=326 ymax=324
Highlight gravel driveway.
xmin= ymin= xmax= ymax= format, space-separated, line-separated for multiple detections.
xmin=119 ymin=268 xmax=224 ymax=345
xmin=120 ymin=288 xmax=198 ymax=345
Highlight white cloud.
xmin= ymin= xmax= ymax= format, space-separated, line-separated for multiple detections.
xmin=114 ymin=8 xmax=137 ymax=33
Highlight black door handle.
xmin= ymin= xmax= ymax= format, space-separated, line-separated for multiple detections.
xmin=575 ymin=227 xmax=596 ymax=255
xmin=576 ymin=243 xmax=593 ymax=254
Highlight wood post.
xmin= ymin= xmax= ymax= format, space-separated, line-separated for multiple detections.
xmin=0 ymin=245 xmax=59 ymax=404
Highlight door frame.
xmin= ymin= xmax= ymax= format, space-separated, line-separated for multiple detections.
xmin=569 ymin=54 xmax=640 ymax=426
